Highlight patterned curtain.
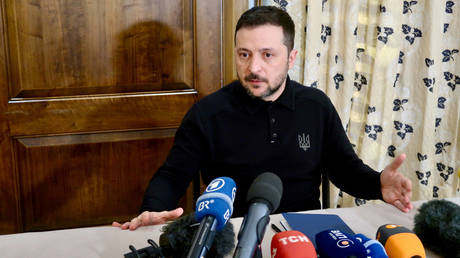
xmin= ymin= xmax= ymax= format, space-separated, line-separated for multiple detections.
xmin=263 ymin=0 xmax=459 ymax=208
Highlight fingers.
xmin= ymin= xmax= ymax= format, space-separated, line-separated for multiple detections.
xmin=402 ymin=177 xmax=412 ymax=196
xmin=393 ymin=177 xmax=412 ymax=213
xmin=382 ymin=169 xmax=413 ymax=213
xmin=129 ymin=212 xmax=149 ymax=230
xmin=393 ymin=199 xmax=410 ymax=213
xmin=398 ymin=195 xmax=412 ymax=212
xmin=112 ymin=208 xmax=184 ymax=230
xmin=398 ymin=173 xmax=412 ymax=201
xmin=165 ymin=207 xmax=184 ymax=220
xmin=112 ymin=215 xmax=142 ymax=230
xmin=387 ymin=153 xmax=406 ymax=172
xmin=122 ymin=221 xmax=132 ymax=230
xmin=151 ymin=207 xmax=184 ymax=224
xmin=112 ymin=221 xmax=132 ymax=230
xmin=396 ymin=193 xmax=413 ymax=212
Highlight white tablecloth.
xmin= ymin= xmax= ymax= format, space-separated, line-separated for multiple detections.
xmin=1 ymin=197 xmax=458 ymax=257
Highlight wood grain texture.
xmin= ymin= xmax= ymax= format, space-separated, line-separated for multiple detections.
xmin=0 ymin=0 xmax=223 ymax=234
xmin=223 ymin=0 xmax=248 ymax=85
xmin=7 ymin=91 xmax=196 ymax=136
xmin=0 ymin=0 xmax=21 ymax=233
xmin=4 ymin=0 xmax=193 ymax=98
xmin=195 ymin=0 xmax=223 ymax=98
xmin=16 ymin=130 xmax=176 ymax=231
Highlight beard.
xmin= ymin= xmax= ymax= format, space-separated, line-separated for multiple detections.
xmin=238 ymin=63 xmax=289 ymax=100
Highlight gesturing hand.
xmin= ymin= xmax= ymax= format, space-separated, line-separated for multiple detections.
xmin=380 ymin=153 xmax=413 ymax=212
xmin=112 ymin=207 xmax=184 ymax=230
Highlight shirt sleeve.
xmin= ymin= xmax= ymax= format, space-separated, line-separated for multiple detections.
xmin=140 ymin=104 xmax=209 ymax=212
xmin=322 ymin=98 xmax=383 ymax=201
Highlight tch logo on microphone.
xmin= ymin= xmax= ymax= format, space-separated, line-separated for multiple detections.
xmin=271 ymin=230 xmax=317 ymax=258
xmin=278 ymin=235 xmax=311 ymax=245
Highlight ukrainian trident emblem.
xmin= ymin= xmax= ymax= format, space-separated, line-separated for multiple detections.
xmin=298 ymin=133 xmax=310 ymax=151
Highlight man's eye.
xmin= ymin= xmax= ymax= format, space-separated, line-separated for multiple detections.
xmin=264 ymin=53 xmax=272 ymax=58
xmin=240 ymin=53 xmax=249 ymax=58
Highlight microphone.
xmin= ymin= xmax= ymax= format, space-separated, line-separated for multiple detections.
xmin=159 ymin=213 xmax=235 ymax=258
xmin=315 ymin=229 xmax=367 ymax=258
xmin=187 ymin=177 xmax=237 ymax=258
xmin=413 ymin=199 xmax=460 ymax=258
xmin=376 ymin=224 xmax=426 ymax=258
xmin=270 ymin=230 xmax=317 ymax=258
xmin=233 ymin=172 xmax=283 ymax=258
xmin=354 ymin=233 xmax=388 ymax=258
xmin=124 ymin=213 xmax=235 ymax=258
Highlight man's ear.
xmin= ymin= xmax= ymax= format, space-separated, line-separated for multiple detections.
xmin=288 ymin=49 xmax=298 ymax=69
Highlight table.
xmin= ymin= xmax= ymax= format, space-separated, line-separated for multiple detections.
xmin=1 ymin=197 xmax=458 ymax=257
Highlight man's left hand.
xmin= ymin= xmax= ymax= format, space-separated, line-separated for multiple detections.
xmin=380 ymin=153 xmax=413 ymax=212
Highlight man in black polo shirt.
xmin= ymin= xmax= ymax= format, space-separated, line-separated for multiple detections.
xmin=113 ymin=6 xmax=412 ymax=230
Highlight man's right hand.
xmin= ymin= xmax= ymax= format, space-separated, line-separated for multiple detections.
xmin=112 ymin=207 xmax=184 ymax=230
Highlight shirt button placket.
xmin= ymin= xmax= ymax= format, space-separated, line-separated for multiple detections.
xmin=268 ymin=106 xmax=277 ymax=144
xmin=271 ymin=132 xmax=278 ymax=144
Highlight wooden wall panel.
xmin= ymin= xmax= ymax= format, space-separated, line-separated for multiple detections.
xmin=223 ymin=0 xmax=249 ymax=85
xmin=0 ymin=0 xmax=223 ymax=234
xmin=5 ymin=0 xmax=193 ymax=98
xmin=15 ymin=130 xmax=176 ymax=231
xmin=195 ymin=0 xmax=222 ymax=98
xmin=7 ymin=92 xmax=196 ymax=136
xmin=0 ymin=0 xmax=20 ymax=233
xmin=0 ymin=110 xmax=19 ymax=233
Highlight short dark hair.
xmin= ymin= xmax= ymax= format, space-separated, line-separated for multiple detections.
xmin=235 ymin=6 xmax=295 ymax=52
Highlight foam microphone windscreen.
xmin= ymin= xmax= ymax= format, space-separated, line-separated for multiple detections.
xmin=413 ymin=199 xmax=460 ymax=258
xmin=376 ymin=224 xmax=425 ymax=258
xmin=316 ymin=229 xmax=367 ymax=258
xmin=246 ymin=172 xmax=283 ymax=212
xmin=159 ymin=213 xmax=235 ymax=258
xmin=270 ymin=230 xmax=317 ymax=258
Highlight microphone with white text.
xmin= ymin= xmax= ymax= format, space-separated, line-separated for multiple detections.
xmin=270 ymin=230 xmax=317 ymax=258
xmin=376 ymin=224 xmax=426 ymax=258
xmin=354 ymin=233 xmax=388 ymax=258
xmin=233 ymin=172 xmax=283 ymax=258
xmin=187 ymin=177 xmax=237 ymax=258
xmin=315 ymin=229 xmax=367 ymax=258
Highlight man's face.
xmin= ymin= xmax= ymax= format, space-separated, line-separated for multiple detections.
xmin=235 ymin=24 xmax=297 ymax=101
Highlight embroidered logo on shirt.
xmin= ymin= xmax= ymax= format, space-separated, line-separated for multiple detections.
xmin=298 ymin=133 xmax=310 ymax=151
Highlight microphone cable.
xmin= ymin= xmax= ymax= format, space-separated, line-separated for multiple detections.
xmin=124 ymin=238 xmax=165 ymax=258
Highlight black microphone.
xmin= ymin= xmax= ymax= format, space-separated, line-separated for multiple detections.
xmin=124 ymin=213 xmax=235 ymax=258
xmin=187 ymin=177 xmax=237 ymax=258
xmin=413 ymin=199 xmax=460 ymax=258
xmin=233 ymin=172 xmax=283 ymax=258
xmin=159 ymin=213 xmax=235 ymax=258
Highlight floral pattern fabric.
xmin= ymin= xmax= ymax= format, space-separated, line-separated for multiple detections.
xmin=263 ymin=0 xmax=459 ymax=208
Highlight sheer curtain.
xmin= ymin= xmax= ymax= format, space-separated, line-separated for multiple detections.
xmin=263 ymin=0 xmax=459 ymax=208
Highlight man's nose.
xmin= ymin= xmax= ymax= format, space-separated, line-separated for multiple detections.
xmin=248 ymin=56 xmax=262 ymax=73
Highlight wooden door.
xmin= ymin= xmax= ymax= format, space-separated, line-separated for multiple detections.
xmin=0 ymin=0 xmax=223 ymax=234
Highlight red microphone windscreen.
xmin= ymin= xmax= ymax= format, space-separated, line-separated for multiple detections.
xmin=270 ymin=230 xmax=317 ymax=258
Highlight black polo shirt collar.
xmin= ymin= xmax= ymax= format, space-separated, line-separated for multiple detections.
xmin=233 ymin=75 xmax=295 ymax=115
